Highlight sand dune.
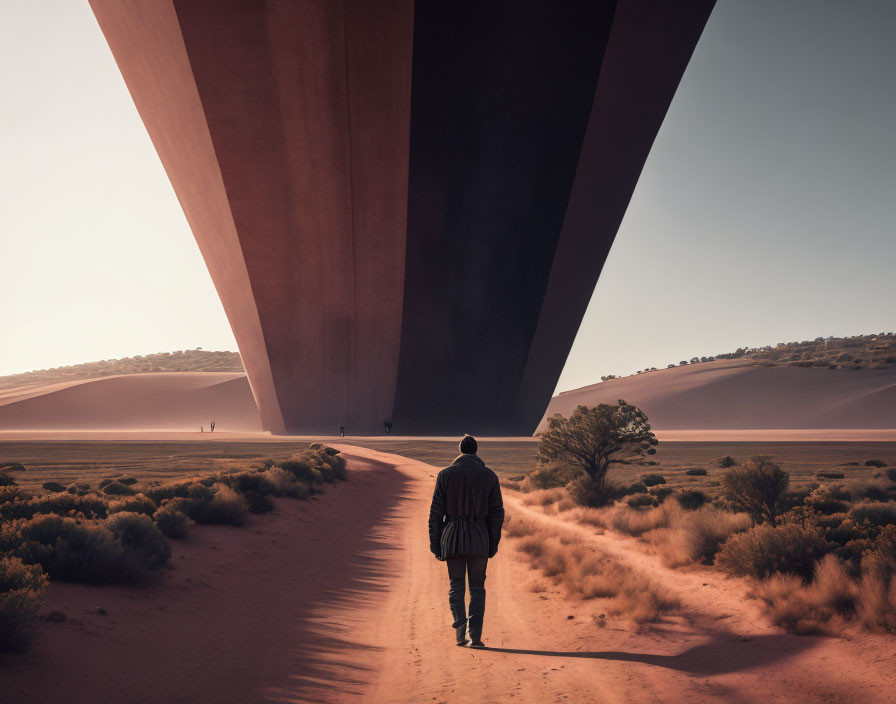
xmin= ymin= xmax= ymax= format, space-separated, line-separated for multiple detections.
xmin=543 ymin=359 xmax=896 ymax=431
xmin=0 ymin=372 xmax=261 ymax=432
xmin=5 ymin=447 xmax=893 ymax=703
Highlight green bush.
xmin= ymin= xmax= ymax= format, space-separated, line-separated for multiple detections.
xmin=4 ymin=515 xmax=128 ymax=583
xmin=42 ymin=482 xmax=66 ymax=493
xmin=715 ymin=456 xmax=736 ymax=468
xmin=0 ymin=556 xmax=47 ymax=652
xmin=685 ymin=468 xmax=707 ymax=476
xmin=717 ymin=523 xmax=830 ymax=579
xmin=106 ymin=512 xmax=171 ymax=570
xmin=264 ymin=468 xmax=311 ymax=499
xmin=641 ymin=473 xmax=666 ymax=487
xmin=107 ymin=494 xmax=157 ymax=517
xmin=102 ymin=481 xmax=137 ymax=497
xmin=153 ymin=504 xmax=192 ymax=539
xmin=622 ymin=482 xmax=648 ymax=495
xmin=520 ymin=463 xmax=582 ymax=492
xmin=677 ymin=490 xmax=707 ymax=511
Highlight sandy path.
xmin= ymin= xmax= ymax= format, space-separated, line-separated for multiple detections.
xmin=3 ymin=447 xmax=895 ymax=703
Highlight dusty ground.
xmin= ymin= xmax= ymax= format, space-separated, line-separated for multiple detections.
xmin=3 ymin=446 xmax=894 ymax=703
xmin=4 ymin=434 xmax=894 ymax=497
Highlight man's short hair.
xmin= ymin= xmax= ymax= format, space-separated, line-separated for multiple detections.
xmin=459 ymin=434 xmax=478 ymax=454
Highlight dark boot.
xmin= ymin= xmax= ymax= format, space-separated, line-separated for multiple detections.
xmin=454 ymin=619 xmax=468 ymax=646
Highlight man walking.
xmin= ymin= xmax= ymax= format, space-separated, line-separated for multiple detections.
xmin=429 ymin=435 xmax=504 ymax=648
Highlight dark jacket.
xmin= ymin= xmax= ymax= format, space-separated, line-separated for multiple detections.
xmin=428 ymin=453 xmax=504 ymax=559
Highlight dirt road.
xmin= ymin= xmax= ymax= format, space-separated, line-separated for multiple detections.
xmin=3 ymin=447 xmax=894 ymax=703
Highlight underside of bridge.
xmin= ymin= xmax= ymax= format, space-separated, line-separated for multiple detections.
xmin=90 ymin=0 xmax=715 ymax=435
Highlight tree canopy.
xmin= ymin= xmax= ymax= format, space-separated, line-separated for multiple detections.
xmin=536 ymin=401 xmax=658 ymax=486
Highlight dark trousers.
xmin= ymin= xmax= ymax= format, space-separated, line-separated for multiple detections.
xmin=446 ymin=556 xmax=488 ymax=640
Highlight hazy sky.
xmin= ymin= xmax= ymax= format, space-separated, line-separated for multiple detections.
xmin=2 ymin=1 xmax=895 ymax=395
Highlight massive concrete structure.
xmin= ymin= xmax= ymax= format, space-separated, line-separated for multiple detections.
xmin=91 ymin=0 xmax=715 ymax=435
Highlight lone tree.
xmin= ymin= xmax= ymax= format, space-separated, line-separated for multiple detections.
xmin=722 ymin=456 xmax=789 ymax=524
xmin=537 ymin=401 xmax=658 ymax=504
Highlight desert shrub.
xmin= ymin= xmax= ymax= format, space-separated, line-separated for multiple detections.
xmin=621 ymin=482 xmax=648 ymax=495
xmin=716 ymin=523 xmax=829 ymax=580
xmin=886 ymin=468 xmax=896 ymax=483
xmin=264 ymin=468 xmax=311 ymax=499
xmin=5 ymin=515 xmax=129 ymax=583
xmin=627 ymin=494 xmax=657 ymax=509
xmin=41 ymin=482 xmax=66 ymax=493
xmin=99 ymin=479 xmax=114 ymax=489
xmin=0 ymin=487 xmax=30 ymax=505
xmin=152 ymin=504 xmax=192 ymax=539
xmin=682 ymin=508 xmax=751 ymax=563
xmin=519 ymin=463 xmax=582 ymax=492
xmin=568 ymin=475 xmax=619 ymax=508
xmin=817 ymin=471 xmax=845 ymax=479
xmin=722 ymin=456 xmax=790 ymax=523
xmin=66 ymin=482 xmax=91 ymax=496
xmin=0 ymin=463 xmax=25 ymax=473
xmin=0 ymin=473 xmax=16 ymax=487
xmin=1 ymin=493 xmax=108 ymax=521
xmin=105 ymin=512 xmax=171 ymax=570
xmin=677 ymin=490 xmax=706 ymax=511
xmin=119 ymin=477 xmax=138 ymax=486
xmin=243 ymin=490 xmax=274 ymax=514
xmin=610 ymin=502 xmax=678 ymax=537
xmin=144 ymin=480 xmax=214 ymax=507
xmin=277 ymin=457 xmax=324 ymax=485
xmin=715 ymin=456 xmax=736 ymax=468
xmin=848 ymin=502 xmax=896 ymax=530
xmin=640 ymin=473 xmax=666 ymax=487
xmin=102 ymin=481 xmax=137 ymax=497
xmin=805 ymin=484 xmax=850 ymax=515
xmin=865 ymin=459 xmax=888 ymax=468
xmin=648 ymin=486 xmax=674 ymax=502
xmin=308 ymin=442 xmax=326 ymax=451
xmin=194 ymin=485 xmax=248 ymax=526
xmin=0 ymin=556 xmax=47 ymax=652
xmin=107 ymin=494 xmax=157 ymax=517
xmin=852 ymin=482 xmax=892 ymax=503
xmin=685 ymin=468 xmax=707 ymax=476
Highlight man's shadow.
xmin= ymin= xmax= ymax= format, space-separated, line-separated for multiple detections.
xmin=481 ymin=634 xmax=818 ymax=676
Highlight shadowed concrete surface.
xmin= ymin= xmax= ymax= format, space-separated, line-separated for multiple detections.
xmin=90 ymin=0 xmax=715 ymax=435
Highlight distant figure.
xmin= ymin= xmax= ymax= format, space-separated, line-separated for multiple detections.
xmin=384 ymin=421 xmax=393 ymax=434
xmin=210 ymin=421 xmax=215 ymax=432
xmin=428 ymin=435 xmax=504 ymax=648
xmin=339 ymin=425 xmax=345 ymax=437
xmin=200 ymin=426 xmax=204 ymax=433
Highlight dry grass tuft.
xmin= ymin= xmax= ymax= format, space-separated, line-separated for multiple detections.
xmin=504 ymin=513 xmax=679 ymax=625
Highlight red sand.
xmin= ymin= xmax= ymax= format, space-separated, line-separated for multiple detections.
xmin=543 ymin=359 xmax=896 ymax=431
xmin=0 ymin=373 xmax=261 ymax=432
xmin=3 ymin=447 xmax=894 ymax=703
xmin=3 ymin=359 xmax=896 ymax=439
